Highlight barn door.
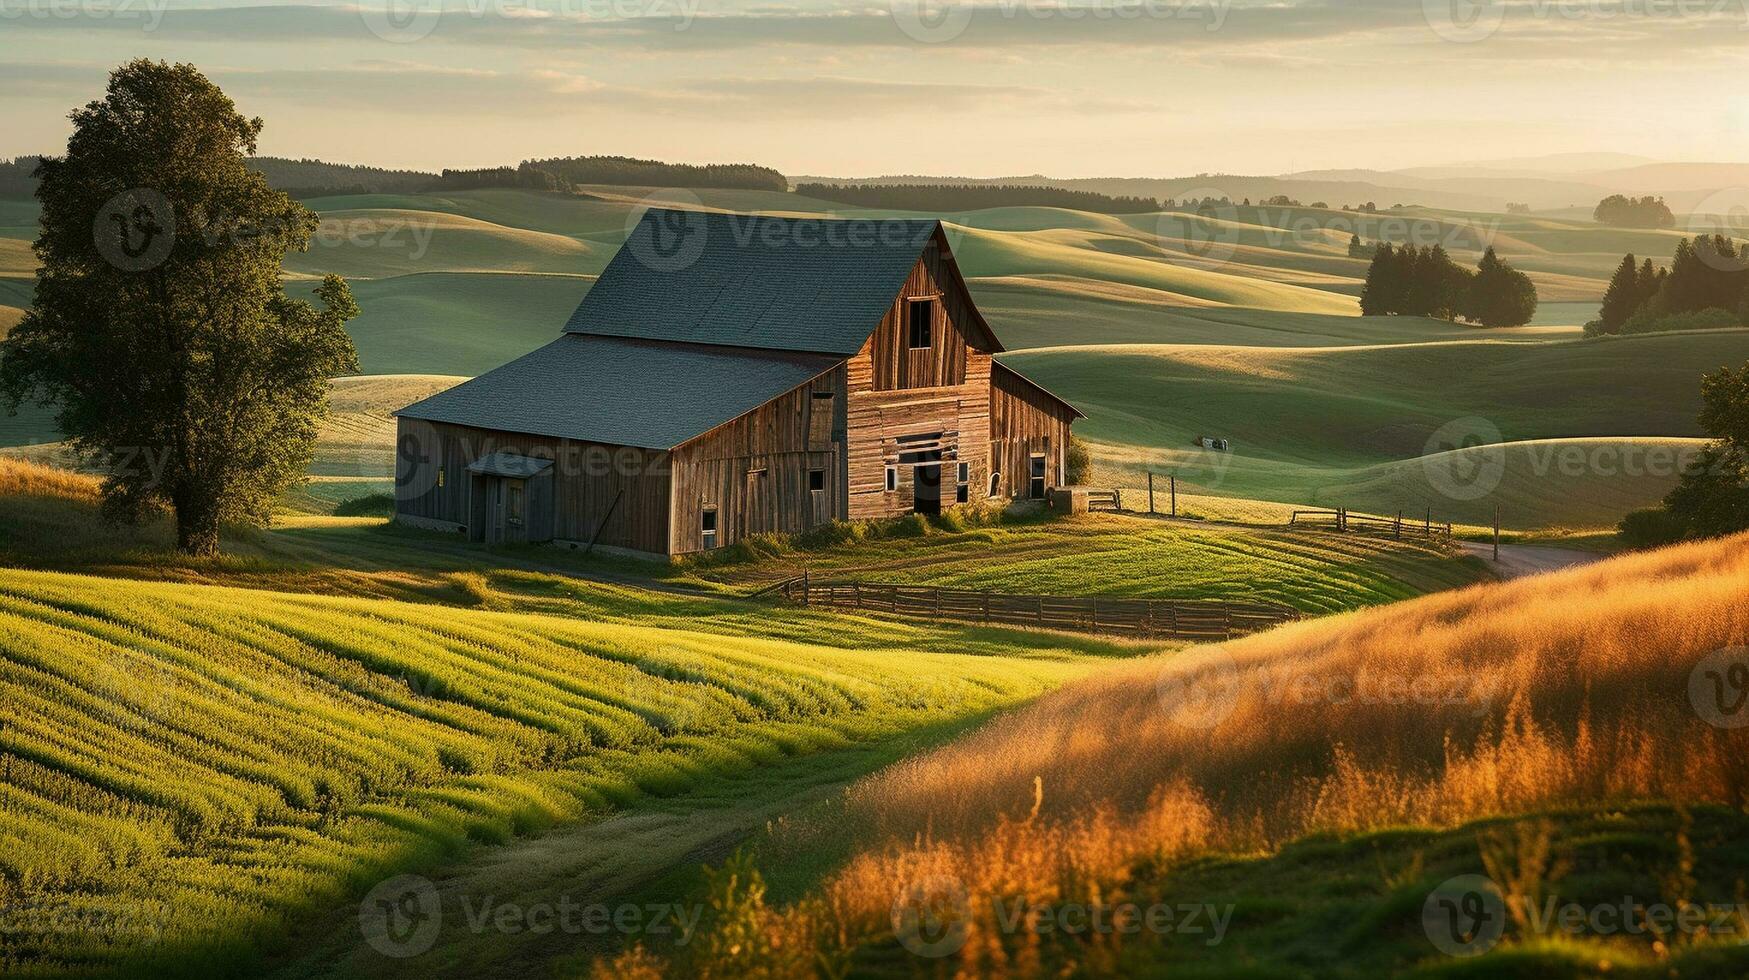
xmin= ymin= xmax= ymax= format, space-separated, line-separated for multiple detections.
xmin=914 ymin=464 xmax=941 ymax=515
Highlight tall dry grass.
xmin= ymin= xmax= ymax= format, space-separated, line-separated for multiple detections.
xmin=602 ymin=532 xmax=1749 ymax=978
xmin=858 ymin=530 xmax=1749 ymax=846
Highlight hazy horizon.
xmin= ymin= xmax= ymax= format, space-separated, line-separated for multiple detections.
xmin=4 ymin=0 xmax=1748 ymax=177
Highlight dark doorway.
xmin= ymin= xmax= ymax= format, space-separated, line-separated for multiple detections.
xmin=913 ymin=464 xmax=942 ymax=515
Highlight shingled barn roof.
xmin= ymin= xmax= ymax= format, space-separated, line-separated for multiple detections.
xmin=395 ymin=334 xmax=840 ymax=450
xmin=562 ymin=208 xmax=989 ymax=355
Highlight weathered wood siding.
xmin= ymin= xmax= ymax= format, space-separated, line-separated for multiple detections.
xmin=393 ymin=417 xmax=671 ymax=555
xmin=668 ymin=367 xmax=846 ymax=554
xmin=989 ymin=363 xmax=1076 ymax=499
xmin=845 ymin=238 xmax=998 ymax=519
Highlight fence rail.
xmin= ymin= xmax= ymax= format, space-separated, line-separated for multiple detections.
xmin=772 ymin=578 xmax=1299 ymax=641
xmin=1288 ymin=507 xmax=1452 ymax=538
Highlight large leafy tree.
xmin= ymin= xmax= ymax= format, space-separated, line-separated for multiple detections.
xmin=1655 ymin=363 xmax=1749 ymax=540
xmin=0 ymin=61 xmax=358 ymax=556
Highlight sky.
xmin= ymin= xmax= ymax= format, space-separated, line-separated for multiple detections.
xmin=2 ymin=0 xmax=1747 ymax=177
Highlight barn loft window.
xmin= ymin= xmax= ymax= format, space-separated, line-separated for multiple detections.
xmin=809 ymin=391 xmax=835 ymax=449
xmin=884 ymin=466 xmax=897 ymax=492
xmin=1029 ymin=454 xmax=1047 ymax=500
xmin=701 ymin=507 xmax=718 ymax=549
xmin=809 ymin=468 xmax=825 ymax=492
xmin=906 ymin=299 xmax=934 ymax=349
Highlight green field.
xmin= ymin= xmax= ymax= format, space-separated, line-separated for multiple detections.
xmin=1007 ymin=330 xmax=1749 ymax=528
xmin=0 ymin=564 xmax=1103 ymax=976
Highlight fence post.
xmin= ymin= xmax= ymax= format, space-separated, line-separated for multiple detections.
xmin=1170 ymin=476 xmax=1177 ymax=517
xmin=1425 ymin=506 xmax=1431 ymax=534
xmin=1148 ymin=472 xmax=1155 ymax=514
xmin=1394 ymin=510 xmax=1401 ymax=540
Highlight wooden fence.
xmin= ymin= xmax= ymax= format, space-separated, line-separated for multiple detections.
xmin=772 ymin=578 xmax=1299 ymax=641
xmin=1288 ymin=508 xmax=1452 ymax=538
xmin=1086 ymin=489 xmax=1121 ymax=513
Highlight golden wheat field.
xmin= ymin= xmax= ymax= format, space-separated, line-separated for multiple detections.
xmin=598 ymin=532 xmax=1749 ymax=978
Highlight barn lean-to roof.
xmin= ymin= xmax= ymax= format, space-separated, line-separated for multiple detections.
xmin=395 ymin=334 xmax=840 ymax=450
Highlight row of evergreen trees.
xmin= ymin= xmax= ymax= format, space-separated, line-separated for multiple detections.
xmin=1592 ymin=235 xmax=1749 ymax=336
xmin=1359 ymin=244 xmax=1538 ymax=327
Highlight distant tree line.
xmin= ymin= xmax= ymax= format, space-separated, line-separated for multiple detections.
xmin=798 ymin=182 xmax=1159 ymax=214
xmin=1593 ymin=194 xmax=1675 ymax=229
xmin=435 ymin=163 xmax=572 ymax=192
xmin=1589 ymin=235 xmax=1749 ymax=336
xmin=0 ymin=157 xmax=45 ymax=198
xmin=1359 ymin=244 xmax=1537 ymax=327
xmin=248 ymin=157 xmax=434 ymax=197
xmin=529 ymin=155 xmax=788 ymax=192
xmin=1 ymin=153 xmax=790 ymax=200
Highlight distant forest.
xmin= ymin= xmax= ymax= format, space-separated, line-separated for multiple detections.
xmin=524 ymin=156 xmax=787 ymax=192
xmin=797 ymin=182 xmax=1160 ymax=214
xmin=0 ymin=154 xmax=788 ymax=199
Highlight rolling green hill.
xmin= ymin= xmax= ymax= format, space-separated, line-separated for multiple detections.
xmin=1006 ymin=330 xmax=1749 ymax=527
xmin=0 ymin=564 xmax=1098 ymax=976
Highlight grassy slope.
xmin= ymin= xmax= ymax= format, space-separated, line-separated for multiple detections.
xmin=0 ymin=565 xmax=1102 ymax=978
xmin=688 ymin=513 xmax=1491 ymax=615
xmin=607 ymin=532 xmax=1749 ymax=978
xmin=1008 ymin=330 xmax=1749 ymax=528
xmin=0 ymin=459 xmax=1489 ymax=621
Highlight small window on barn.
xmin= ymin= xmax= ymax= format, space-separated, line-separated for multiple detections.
xmin=884 ymin=466 xmax=897 ymax=492
xmin=957 ymin=462 xmax=969 ymax=484
xmin=956 ymin=484 xmax=969 ymax=504
xmin=809 ymin=468 xmax=825 ymax=492
xmin=436 ymin=469 xmax=445 ymax=489
xmin=506 ymin=482 xmax=524 ymax=526
xmin=809 ymin=391 xmax=835 ymax=449
xmin=906 ymin=299 xmax=934 ymax=349
xmin=988 ymin=471 xmax=1002 ymax=498
xmin=701 ymin=507 xmax=718 ymax=549
xmin=1029 ymin=454 xmax=1047 ymax=500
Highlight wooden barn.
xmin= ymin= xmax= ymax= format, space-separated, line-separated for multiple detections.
xmin=393 ymin=208 xmax=1082 ymax=558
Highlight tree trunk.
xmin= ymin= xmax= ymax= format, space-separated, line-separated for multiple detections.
xmin=175 ymin=503 xmax=221 ymax=557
